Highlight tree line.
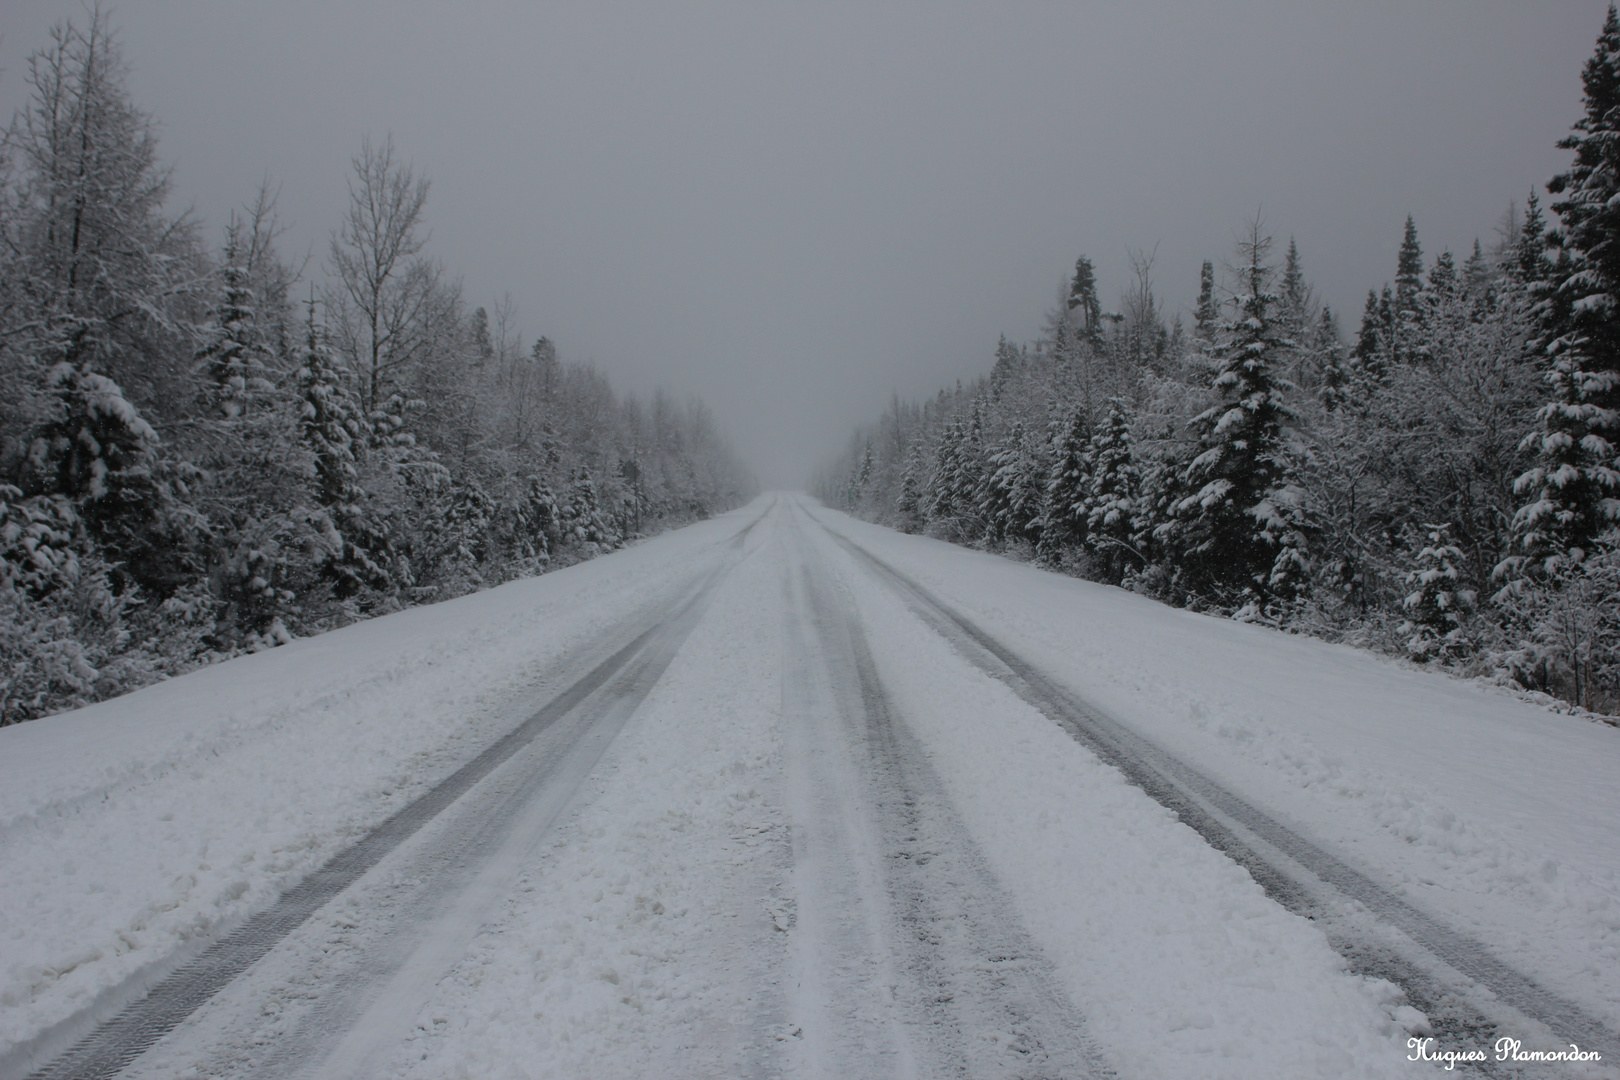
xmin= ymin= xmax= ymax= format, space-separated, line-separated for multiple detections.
xmin=0 ymin=12 xmax=754 ymax=724
xmin=818 ymin=9 xmax=1620 ymax=716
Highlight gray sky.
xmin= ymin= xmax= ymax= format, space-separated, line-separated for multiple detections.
xmin=0 ymin=2 xmax=1607 ymax=485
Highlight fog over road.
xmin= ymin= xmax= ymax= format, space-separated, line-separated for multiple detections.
xmin=7 ymin=496 xmax=1619 ymax=1079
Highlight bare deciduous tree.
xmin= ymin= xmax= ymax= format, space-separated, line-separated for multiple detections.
xmin=326 ymin=135 xmax=445 ymax=415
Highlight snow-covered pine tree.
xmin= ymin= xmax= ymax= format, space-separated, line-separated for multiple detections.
xmin=953 ymin=400 xmax=989 ymax=536
xmin=196 ymin=220 xmax=272 ymax=418
xmin=296 ymin=297 xmax=361 ymax=513
xmin=896 ymin=441 xmax=925 ymax=533
xmin=1399 ymin=523 xmax=1474 ymax=661
xmin=1353 ymin=290 xmax=1385 ymax=376
xmin=1279 ymin=239 xmax=1311 ymax=337
xmin=1170 ymin=224 xmax=1303 ymax=606
xmin=1195 ymin=260 xmax=1218 ymax=341
xmin=24 ymin=335 xmax=197 ymax=599
xmin=1393 ymin=217 xmax=1426 ymax=363
xmin=511 ymin=475 xmax=560 ymax=563
xmin=1463 ymin=239 xmax=1495 ymax=302
xmin=926 ymin=417 xmax=963 ymax=524
xmin=989 ymin=336 xmax=1022 ymax=401
xmin=1514 ymin=6 xmax=1620 ymax=570
xmin=1310 ymin=307 xmax=1349 ymax=411
xmin=293 ymin=296 xmax=391 ymax=603
xmin=1041 ymin=406 xmax=1091 ymax=560
xmin=854 ymin=441 xmax=875 ymax=507
xmin=432 ymin=477 xmax=496 ymax=591
xmin=560 ymin=467 xmax=617 ymax=553
xmin=1512 ymin=192 xmax=1553 ymax=285
xmin=1428 ymin=250 xmax=1458 ymax=303
xmin=1083 ymin=399 xmax=1141 ymax=583
xmin=982 ymin=421 xmax=1044 ymax=546
xmin=1068 ymin=256 xmax=1102 ymax=345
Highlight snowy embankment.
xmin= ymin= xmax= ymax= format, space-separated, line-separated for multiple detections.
xmin=0 ymin=512 xmax=744 ymax=1064
xmin=821 ymin=507 xmax=1620 ymax=1038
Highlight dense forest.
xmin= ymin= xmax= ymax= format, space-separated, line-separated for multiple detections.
xmin=0 ymin=13 xmax=754 ymax=724
xmin=818 ymin=11 xmax=1620 ymax=716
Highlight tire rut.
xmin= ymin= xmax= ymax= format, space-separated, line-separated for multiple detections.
xmin=817 ymin=516 xmax=1620 ymax=1074
xmin=789 ymin=532 xmax=1111 ymax=1078
xmin=22 ymin=550 xmax=740 ymax=1080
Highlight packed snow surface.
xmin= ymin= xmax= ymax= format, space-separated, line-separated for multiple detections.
xmin=2 ymin=493 xmax=1616 ymax=1079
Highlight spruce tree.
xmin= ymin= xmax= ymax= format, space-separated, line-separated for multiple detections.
xmin=560 ymin=467 xmax=615 ymax=551
xmin=955 ymin=399 xmax=988 ymax=533
xmin=989 ymin=336 xmax=1021 ymax=400
xmin=1513 ymin=192 xmax=1552 ymax=284
xmin=982 ymin=422 xmax=1044 ymax=545
xmin=1399 ymin=523 xmax=1474 ymax=661
xmin=196 ymin=220 xmax=271 ymax=418
xmin=294 ymin=298 xmax=391 ymax=600
xmin=1428 ymin=251 xmax=1457 ymax=302
xmin=896 ymin=442 xmax=925 ymax=532
xmin=927 ymin=418 xmax=963 ymax=522
xmin=1462 ymin=239 xmax=1494 ymax=301
xmin=512 ymin=476 xmax=560 ymax=562
xmin=1068 ymin=256 xmax=1102 ymax=344
xmin=1279 ymin=238 xmax=1311 ymax=337
xmin=1315 ymin=307 xmax=1348 ymax=411
xmin=1395 ymin=216 xmax=1425 ymax=318
xmin=1171 ymin=226 xmax=1301 ymax=603
xmin=1195 ymin=260 xmax=1218 ymax=341
xmin=1041 ymin=407 xmax=1092 ymax=558
xmin=295 ymin=298 xmax=361 ymax=512
xmin=1083 ymin=399 xmax=1140 ymax=583
xmin=1516 ymin=5 xmax=1620 ymax=567
xmin=1353 ymin=289 xmax=1384 ymax=374
xmin=1390 ymin=218 xmax=1425 ymax=366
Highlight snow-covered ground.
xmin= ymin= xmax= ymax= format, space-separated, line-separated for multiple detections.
xmin=0 ymin=513 xmax=741 ymax=1073
xmin=3 ymin=494 xmax=1617 ymax=1078
xmin=813 ymin=507 xmax=1620 ymax=1040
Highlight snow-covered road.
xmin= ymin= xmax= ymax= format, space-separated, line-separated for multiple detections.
xmin=4 ymin=494 xmax=1618 ymax=1078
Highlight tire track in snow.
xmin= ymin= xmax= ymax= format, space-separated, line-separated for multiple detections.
xmin=815 ymin=511 xmax=1620 ymax=1072
xmin=20 ymin=521 xmax=758 ymax=1080
xmin=781 ymin=529 xmax=1110 ymax=1078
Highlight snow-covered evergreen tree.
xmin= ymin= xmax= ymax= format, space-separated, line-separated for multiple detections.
xmin=1514 ymin=6 xmax=1620 ymax=570
xmin=196 ymin=220 xmax=273 ymax=418
xmin=1399 ymin=523 xmax=1474 ymax=661
xmin=1083 ymin=399 xmax=1140 ymax=582
xmin=956 ymin=399 xmax=988 ymax=530
xmin=926 ymin=417 xmax=963 ymax=523
xmin=1195 ymin=260 xmax=1218 ymax=341
xmin=1395 ymin=216 xmax=1425 ymax=322
xmin=896 ymin=441 xmax=925 ymax=533
xmin=560 ymin=468 xmax=617 ymax=552
xmin=296 ymin=299 xmax=361 ymax=513
xmin=511 ymin=476 xmax=561 ymax=563
xmin=982 ymin=421 xmax=1044 ymax=545
xmin=1041 ymin=407 xmax=1091 ymax=558
xmin=1168 ymin=225 xmax=1302 ymax=604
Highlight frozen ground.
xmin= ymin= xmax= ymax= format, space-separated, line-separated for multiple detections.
xmin=2 ymin=494 xmax=1617 ymax=1078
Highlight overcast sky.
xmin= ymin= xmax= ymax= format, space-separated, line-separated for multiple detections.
xmin=0 ymin=2 xmax=1608 ymax=485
